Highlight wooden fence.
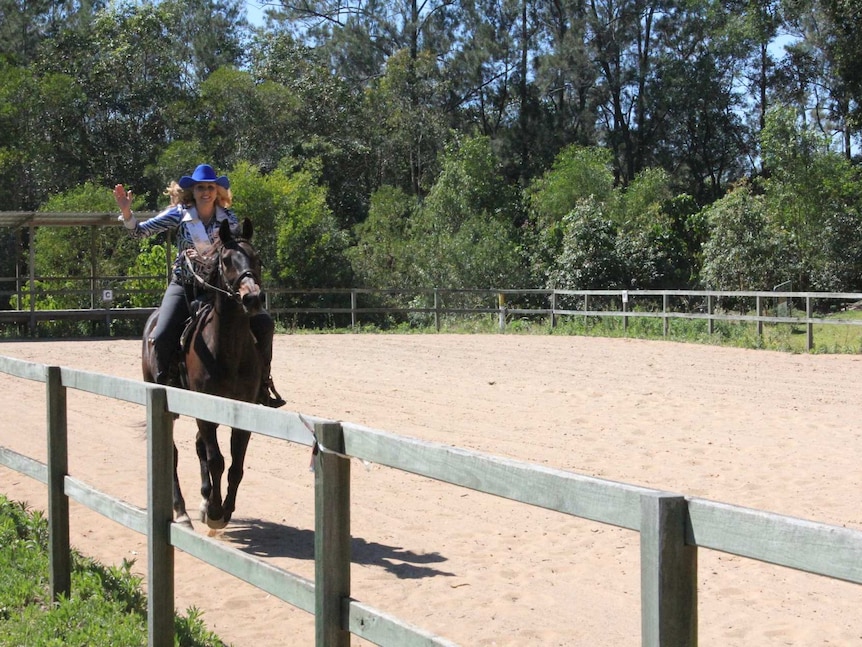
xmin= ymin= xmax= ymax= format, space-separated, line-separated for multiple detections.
xmin=1 ymin=354 xmax=862 ymax=646
xmin=3 ymin=285 xmax=862 ymax=351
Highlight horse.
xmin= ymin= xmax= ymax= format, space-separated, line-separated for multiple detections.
xmin=142 ymin=217 xmax=263 ymax=529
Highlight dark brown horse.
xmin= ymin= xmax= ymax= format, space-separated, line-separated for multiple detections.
xmin=142 ymin=218 xmax=263 ymax=529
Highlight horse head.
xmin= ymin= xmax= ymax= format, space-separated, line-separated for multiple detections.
xmin=217 ymin=218 xmax=263 ymax=315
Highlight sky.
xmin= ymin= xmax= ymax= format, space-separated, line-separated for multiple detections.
xmin=244 ymin=0 xmax=267 ymax=27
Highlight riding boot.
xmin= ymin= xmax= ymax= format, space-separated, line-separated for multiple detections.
xmin=259 ymin=373 xmax=286 ymax=408
xmin=153 ymin=346 xmax=181 ymax=388
xmin=250 ymin=313 xmax=285 ymax=408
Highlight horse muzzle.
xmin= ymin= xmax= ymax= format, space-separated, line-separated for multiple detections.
xmin=238 ymin=280 xmax=262 ymax=314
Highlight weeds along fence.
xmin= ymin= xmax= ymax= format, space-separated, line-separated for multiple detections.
xmin=1 ymin=355 xmax=861 ymax=646
xmin=3 ymin=285 xmax=862 ymax=350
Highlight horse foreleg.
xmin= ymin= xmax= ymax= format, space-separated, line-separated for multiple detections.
xmin=222 ymin=429 xmax=252 ymax=525
xmin=195 ymin=421 xmax=226 ymax=529
xmin=172 ymin=442 xmax=192 ymax=528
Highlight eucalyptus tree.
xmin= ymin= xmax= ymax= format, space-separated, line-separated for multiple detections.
xmin=0 ymin=0 xmax=107 ymax=65
xmin=759 ymin=106 xmax=862 ymax=290
xmin=0 ymin=60 xmax=88 ymax=209
xmin=822 ymin=0 xmax=862 ymax=133
xmin=780 ymin=0 xmax=858 ymax=157
xmin=365 ymin=48 xmax=450 ymax=196
xmin=645 ymin=2 xmax=755 ymax=202
xmin=157 ymin=0 xmax=247 ymax=89
xmin=247 ymin=31 xmax=374 ymax=225
xmin=531 ymin=0 xmax=599 ymax=147
xmin=269 ymin=0 xmax=459 ymax=196
xmin=269 ymin=0 xmax=458 ymax=83
xmin=406 ymin=135 xmax=527 ymax=289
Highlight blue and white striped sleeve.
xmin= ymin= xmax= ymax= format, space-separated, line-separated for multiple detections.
xmin=121 ymin=206 xmax=183 ymax=239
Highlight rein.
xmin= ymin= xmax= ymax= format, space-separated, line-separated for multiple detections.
xmin=182 ymin=241 xmax=259 ymax=303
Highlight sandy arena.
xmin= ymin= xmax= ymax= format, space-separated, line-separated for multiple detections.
xmin=1 ymin=333 xmax=861 ymax=646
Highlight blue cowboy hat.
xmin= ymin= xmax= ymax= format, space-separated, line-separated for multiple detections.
xmin=178 ymin=164 xmax=230 ymax=189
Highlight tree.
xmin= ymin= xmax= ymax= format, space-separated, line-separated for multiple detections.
xmin=365 ymin=48 xmax=450 ymax=196
xmin=228 ymin=160 xmax=351 ymax=289
xmin=760 ymin=106 xmax=862 ymax=290
xmin=407 ymin=135 xmax=526 ymax=288
xmin=524 ymin=145 xmax=614 ymax=282
xmin=347 ymin=185 xmax=418 ymax=288
xmin=28 ymin=183 xmax=142 ymax=309
xmin=247 ymin=31 xmax=372 ymax=226
xmin=699 ymin=182 xmax=781 ymax=290
xmin=822 ymin=0 xmax=862 ymax=133
xmin=548 ymin=201 xmax=622 ymax=290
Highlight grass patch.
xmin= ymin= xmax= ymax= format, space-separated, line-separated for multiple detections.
xmin=278 ymin=308 xmax=862 ymax=354
xmin=0 ymin=495 xmax=227 ymax=647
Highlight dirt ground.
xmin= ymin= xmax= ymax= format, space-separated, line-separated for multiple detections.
xmin=1 ymin=333 xmax=861 ymax=646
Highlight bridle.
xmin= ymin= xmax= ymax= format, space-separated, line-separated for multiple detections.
xmin=183 ymin=239 xmax=261 ymax=304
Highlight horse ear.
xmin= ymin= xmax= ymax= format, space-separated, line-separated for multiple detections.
xmin=242 ymin=218 xmax=254 ymax=240
xmin=242 ymin=218 xmax=253 ymax=240
xmin=219 ymin=218 xmax=232 ymax=243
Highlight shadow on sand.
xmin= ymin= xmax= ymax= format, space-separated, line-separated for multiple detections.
xmin=221 ymin=517 xmax=455 ymax=580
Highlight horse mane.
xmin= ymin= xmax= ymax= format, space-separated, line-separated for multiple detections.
xmin=198 ymin=223 xmax=255 ymax=288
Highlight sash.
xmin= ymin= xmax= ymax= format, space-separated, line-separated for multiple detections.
xmin=182 ymin=207 xmax=224 ymax=254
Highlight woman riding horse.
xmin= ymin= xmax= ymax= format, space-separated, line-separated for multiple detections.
xmin=113 ymin=164 xmax=284 ymax=408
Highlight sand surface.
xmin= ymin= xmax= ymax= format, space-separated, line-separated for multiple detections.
xmin=1 ymin=333 xmax=861 ymax=646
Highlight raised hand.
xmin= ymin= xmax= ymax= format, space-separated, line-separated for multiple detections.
xmin=113 ymin=184 xmax=133 ymax=219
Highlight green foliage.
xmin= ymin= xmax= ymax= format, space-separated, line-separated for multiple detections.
xmin=403 ymin=136 xmax=528 ymax=289
xmin=347 ymin=185 xmax=418 ymax=287
xmin=7 ymin=1 xmax=862 ymax=310
xmin=229 ymin=160 xmax=350 ymax=288
xmin=0 ymin=495 xmax=226 ymax=647
xmin=125 ymin=239 xmax=168 ymax=308
xmin=548 ymin=201 xmax=622 ymax=289
xmin=526 ymin=146 xmax=614 ymax=230
xmin=531 ymin=146 xmax=694 ymax=290
xmin=700 ymin=182 xmax=780 ymax=290
xmin=22 ymin=184 xmax=141 ymax=309
xmin=614 ymin=168 xmax=674 ymax=232
xmin=759 ymin=107 xmax=862 ymax=291
xmin=365 ymin=48 xmax=449 ymax=195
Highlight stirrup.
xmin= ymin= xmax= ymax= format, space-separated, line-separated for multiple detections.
xmin=260 ymin=377 xmax=286 ymax=408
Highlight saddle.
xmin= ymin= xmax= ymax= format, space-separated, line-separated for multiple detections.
xmin=166 ymin=298 xmax=213 ymax=390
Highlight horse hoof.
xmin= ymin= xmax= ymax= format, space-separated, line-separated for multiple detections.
xmin=206 ymin=517 xmax=227 ymax=530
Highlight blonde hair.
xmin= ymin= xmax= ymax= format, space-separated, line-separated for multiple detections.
xmin=179 ymin=184 xmax=233 ymax=208
xmin=163 ymin=181 xmax=183 ymax=206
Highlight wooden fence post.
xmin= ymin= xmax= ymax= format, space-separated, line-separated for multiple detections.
xmin=146 ymin=386 xmax=175 ymax=647
xmin=314 ymin=422 xmax=351 ymax=647
xmin=622 ymin=291 xmax=629 ymax=334
xmin=46 ymin=365 xmax=70 ymax=600
xmin=707 ymin=293 xmax=714 ymax=336
xmin=662 ymin=293 xmax=669 ymax=337
xmin=756 ymin=295 xmax=763 ymax=337
xmin=806 ymin=296 xmax=814 ymax=351
xmin=640 ymin=493 xmax=697 ymax=647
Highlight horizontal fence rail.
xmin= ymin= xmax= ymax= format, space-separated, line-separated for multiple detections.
xmin=3 ymin=287 xmax=862 ymax=350
xmin=1 ymin=354 xmax=861 ymax=646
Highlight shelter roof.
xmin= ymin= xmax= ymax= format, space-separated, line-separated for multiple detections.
xmin=0 ymin=211 xmax=157 ymax=228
